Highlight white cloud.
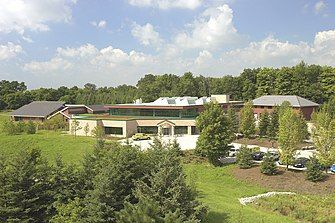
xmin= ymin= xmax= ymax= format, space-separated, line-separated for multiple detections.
xmin=23 ymin=58 xmax=72 ymax=73
xmin=90 ymin=20 xmax=107 ymax=29
xmin=131 ymin=23 xmax=162 ymax=46
xmin=128 ymin=0 xmax=202 ymax=9
xmin=22 ymin=36 xmax=34 ymax=43
xmin=0 ymin=0 xmax=76 ymax=34
xmin=0 ymin=42 xmax=23 ymax=60
xmin=174 ymin=4 xmax=240 ymax=50
xmin=314 ymin=1 xmax=326 ymax=14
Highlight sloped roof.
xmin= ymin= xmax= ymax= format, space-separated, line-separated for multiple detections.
xmin=11 ymin=101 xmax=65 ymax=118
xmin=87 ymin=105 xmax=108 ymax=112
xmin=252 ymin=95 xmax=319 ymax=107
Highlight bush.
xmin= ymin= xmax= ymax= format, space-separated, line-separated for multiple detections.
xmin=25 ymin=121 xmax=36 ymax=134
xmin=236 ymin=145 xmax=253 ymax=169
xmin=306 ymin=156 xmax=324 ymax=182
xmin=2 ymin=119 xmax=19 ymax=135
xmin=16 ymin=121 xmax=25 ymax=133
xmin=260 ymin=153 xmax=277 ymax=175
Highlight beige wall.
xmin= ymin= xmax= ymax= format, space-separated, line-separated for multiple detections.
xmin=69 ymin=119 xmax=98 ymax=136
xmin=102 ymin=120 xmax=128 ymax=138
xmin=69 ymin=118 xmax=197 ymax=138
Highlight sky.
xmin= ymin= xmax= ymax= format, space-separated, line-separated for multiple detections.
xmin=0 ymin=0 xmax=334 ymax=89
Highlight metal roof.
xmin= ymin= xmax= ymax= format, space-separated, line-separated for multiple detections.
xmin=11 ymin=101 xmax=65 ymax=118
xmin=252 ymin=95 xmax=319 ymax=107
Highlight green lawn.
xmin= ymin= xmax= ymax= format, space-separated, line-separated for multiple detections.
xmin=0 ymin=130 xmax=95 ymax=163
xmin=185 ymin=164 xmax=296 ymax=223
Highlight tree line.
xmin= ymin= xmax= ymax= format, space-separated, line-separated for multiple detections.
xmin=0 ymin=138 xmax=206 ymax=222
xmin=0 ymin=61 xmax=334 ymax=110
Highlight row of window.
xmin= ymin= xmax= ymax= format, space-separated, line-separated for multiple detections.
xmin=109 ymin=108 xmax=198 ymax=118
xmin=104 ymin=126 xmax=199 ymax=136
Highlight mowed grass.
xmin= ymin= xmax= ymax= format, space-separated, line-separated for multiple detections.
xmin=184 ymin=164 xmax=296 ymax=223
xmin=0 ymin=112 xmax=95 ymax=163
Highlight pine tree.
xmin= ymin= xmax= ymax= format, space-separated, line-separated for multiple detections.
xmin=306 ymin=156 xmax=324 ymax=182
xmin=258 ymin=110 xmax=270 ymax=137
xmin=260 ymin=153 xmax=277 ymax=175
xmin=196 ymin=102 xmax=234 ymax=166
xmin=0 ymin=148 xmax=54 ymax=222
xmin=83 ymin=144 xmax=146 ymax=222
xmin=116 ymin=144 xmax=207 ymax=222
xmin=227 ymin=107 xmax=239 ymax=133
xmin=236 ymin=145 xmax=253 ymax=169
xmin=239 ymin=101 xmax=255 ymax=138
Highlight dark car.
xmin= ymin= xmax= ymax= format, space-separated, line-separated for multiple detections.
xmin=293 ymin=157 xmax=310 ymax=168
xmin=252 ymin=151 xmax=265 ymax=161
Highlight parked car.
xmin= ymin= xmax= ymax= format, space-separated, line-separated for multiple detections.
xmin=268 ymin=151 xmax=280 ymax=161
xmin=228 ymin=148 xmax=240 ymax=157
xmin=132 ymin=133 xmax=151 ymax=141
xmin=293 ymin=157 xmax=310 ymax=168
xmin=330 ymin=164 xmax=335 ymax=173
xmin=252 ymin=151 xmax=265 ymax=161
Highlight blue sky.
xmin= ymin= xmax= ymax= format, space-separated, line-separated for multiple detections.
xmin=0 ymin=0 xmax=334 ymax=88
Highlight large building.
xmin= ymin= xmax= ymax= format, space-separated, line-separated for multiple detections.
xmin=11 ymin=101 xmax=108 ymax=122
xmin=11 ymin=101 xmax=65 ymax=122
xmin=70 ymin=95 xmax=243 ymax=138
xmin=252 ymin=95 xmax=319 ymax=120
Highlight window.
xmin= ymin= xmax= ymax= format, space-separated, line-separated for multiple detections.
xmin=137 ymin=126 xmax=158 ymax=134
xmin=105 ymin=127 xmax=123 ymax=135
xmin=175 ymin=126 xmax=188 ymax=135
xmin=154 ymin=109 xmax=180 ymax=117
xmin=191 ymin=126 xmax=199 ymax=135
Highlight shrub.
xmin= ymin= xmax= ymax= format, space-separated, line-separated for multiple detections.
xmin=2 ymin=119 xmax=19 ymax=135
xmin=260 ymin=153 xmax=277 ymax=175
xmin=306 ymin=156 xmax=324 ymax=182
xmin=16 ymin=121 xmax=25 ymax=133
xmin=236 ymin=145 xmax=253 ymax=169
xmin=25 ymin=121 xmax=36 ymax=134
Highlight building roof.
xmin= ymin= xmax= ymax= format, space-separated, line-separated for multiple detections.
xmin=252 ymin=95 xmax=319 ymax=107
xmin=11 ymin=101 xmax=65 ymax=118
xmin=87 ymin=104 xmax=108 ymax=112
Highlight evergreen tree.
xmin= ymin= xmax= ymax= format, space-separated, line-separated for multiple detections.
xmin=239 ymin=101 xmax=255 ymax=138
xmin=83 ymin=144 xmax=146 ymax=222
xmin=258 ymin=110 xmax=270 ymax=137
xmin=306 ymin=156 xmax=324 ymax=182
xmin=116 ymin=144 xmax=206 ymax=223
xmin=260 ymin=153 xmax=277 ymax=175
xmin=236 ymin=145 xmax=253 ymax=169
xmin=196 ymin=102 xmax=234 ymax=166
xmin=227 ymin=107 xmax=239 ymax=133
xmin=0 ymin=149 xmax=54 ymax=222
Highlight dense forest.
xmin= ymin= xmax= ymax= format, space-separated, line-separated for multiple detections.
xmin=1 ymin=62 xmax=334 ymax=110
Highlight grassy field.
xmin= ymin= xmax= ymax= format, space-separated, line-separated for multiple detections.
xmin=0 ymin=112 xmax=95 ymax=163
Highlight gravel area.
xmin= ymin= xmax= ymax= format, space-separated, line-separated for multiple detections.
xmin=239 ymin=192 xmax=296 ymax=205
